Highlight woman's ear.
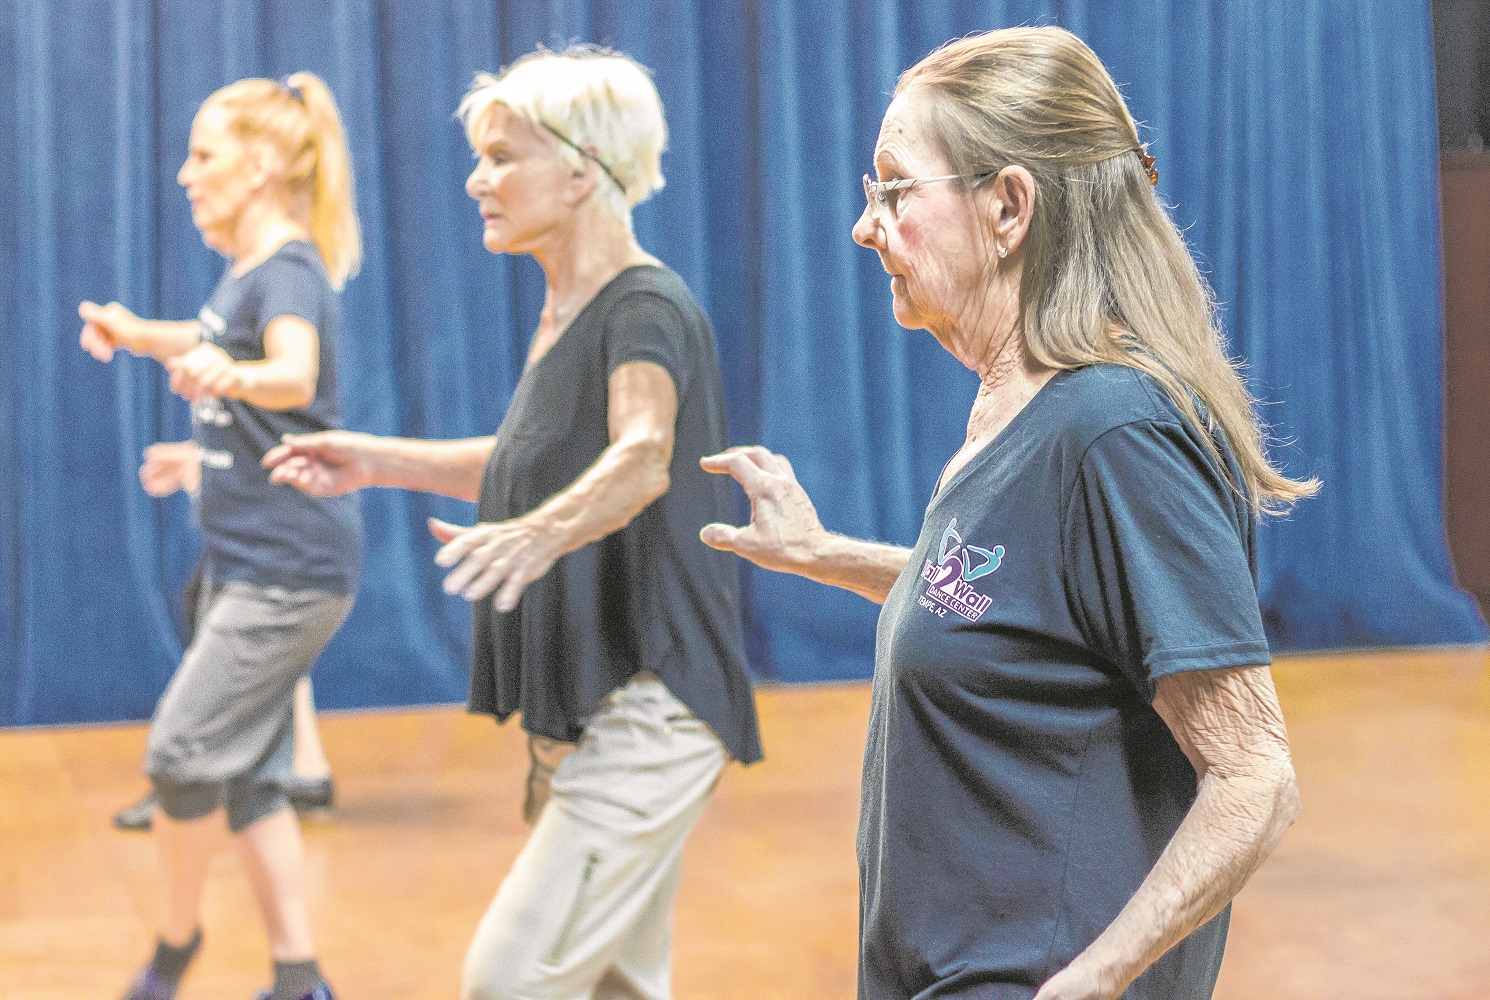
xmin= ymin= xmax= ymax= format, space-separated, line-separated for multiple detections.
xmin=990 ymin=165 xmax=1036 ymax=257
xmin=563 ymin=156 xmax=600 ymax=206
xmin=243 ymin=140 xmax=278 ymax=194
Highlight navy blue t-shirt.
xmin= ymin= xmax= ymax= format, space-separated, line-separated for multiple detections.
xmin=193 ymin=240 xmax=361 ymax=594
xmin=860 ymin=364 xmax=1270 ymax=999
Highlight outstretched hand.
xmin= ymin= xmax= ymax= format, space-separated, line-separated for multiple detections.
xmin=78 ymin=300 xmax=141 ymax=362
xmin=166 ymin=342 xmax=241 ymax=402
xmin=139 ymin=441 xmax=201 ymax=497
xmin=428 ymin=515 xmax=564 ymax=613
xmin=698 ymin=446 xmax=826 ymax=574
xmin=263 ymin=431 xmax=377 ymax=496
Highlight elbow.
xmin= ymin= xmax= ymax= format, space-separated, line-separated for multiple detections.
xmin=642 ymin=461 xmax=670 ymax=506
xmin=1277 ymin=761 xmax=1302 ymax=829
xmin=287 ymin=379 xmax=317 ymax=410
xmin=258 ymin=380 xmax=316 ymax=411
xmin=630 ymin=437 xmax=672 ymax=505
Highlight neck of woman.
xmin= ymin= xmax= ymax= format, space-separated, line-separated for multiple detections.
xmin=533 ymin=199 xmax=656 ymax=334
xmin=225 ymin=196 xmax=311 ymax=275
xmin=963 ymin=331 xmax=1056 ymax=448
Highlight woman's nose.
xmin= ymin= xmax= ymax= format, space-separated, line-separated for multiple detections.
xmin=852 ymin=205 xmax=882 ymax=249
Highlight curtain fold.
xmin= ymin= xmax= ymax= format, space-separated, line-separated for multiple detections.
xmin=3 ymin=0 xmax=1482 ymax=726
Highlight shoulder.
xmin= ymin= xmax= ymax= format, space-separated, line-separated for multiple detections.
xmin=602 ymin=266 xmax=703 ymax=325
xmin=1049 ymin=365 xmax=1245 ymax=513
xmin=256 ymin=240 xmax=333 ymax=291
xmin=1043 ymin=363 xmax=1188 ymax=458
xmin=596 ymin=268 xmax=706 ymax=342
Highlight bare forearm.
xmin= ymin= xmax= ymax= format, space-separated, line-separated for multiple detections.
xmin=367 ymin=436 xmax=496 ymax=501
xmin=790 ymin=532 xmax=912 ymax=604
xmin=1065 ymin=762 xmax=1300 ymax=994
xmin=527 ymin=437 xmax=670 ymax=554
xmin=231 ymin=361 xmax=317 ymax=410
xmin=134 ymin=319 xmax=202 ymax=359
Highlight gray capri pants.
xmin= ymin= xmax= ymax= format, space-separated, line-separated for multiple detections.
xmin=144 ymin=579 xmax=352 ymax=832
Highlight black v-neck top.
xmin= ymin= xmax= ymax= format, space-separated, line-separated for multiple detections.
xmin=469 ymin=265 xmax=761 ymax=764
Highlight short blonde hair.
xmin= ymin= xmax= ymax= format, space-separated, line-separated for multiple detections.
xmin=206 ymin=72 xmax=361 ymax=290
xmin=457 ymin=45 xmax=667 ymax=219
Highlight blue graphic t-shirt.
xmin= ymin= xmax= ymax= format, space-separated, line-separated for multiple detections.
xmin=193 ymin=240 xmax=361 ymax=594
xmin=860 ymin=364 xmax=1270 ymax=999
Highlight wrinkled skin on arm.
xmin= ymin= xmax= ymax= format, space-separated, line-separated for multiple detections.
xmin=430 ymin=359 xmax=678 ymax=613
xmin=1034 ymin=664 xmax=1300 ymax=1000
xmin=698 ymin=445 xmax=910 ymax=603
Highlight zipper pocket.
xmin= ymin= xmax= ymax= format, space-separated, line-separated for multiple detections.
xmin=546 ymin=849 xmax=602 ymax=965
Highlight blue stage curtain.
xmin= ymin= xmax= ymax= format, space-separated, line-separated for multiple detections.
xmin=2 ymin=0 xmax=1483 ymax=725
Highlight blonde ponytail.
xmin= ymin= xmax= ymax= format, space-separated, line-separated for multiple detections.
xmin=207 ymin=72 xmax=362 ymax=289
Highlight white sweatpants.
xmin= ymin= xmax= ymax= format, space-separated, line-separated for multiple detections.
xmin=462 ymin=674 xmax=728 ymax=1000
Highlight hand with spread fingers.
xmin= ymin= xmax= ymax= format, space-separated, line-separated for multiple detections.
xmin=429 ymin=515 xmax=564 ymax=612
xmin=166 ymin=342 xmax=242 ymax=402
xmin=139 ymin=441 xmax=202 ymax=497
xmin=264 ymin=431 xmax=380 ymax=496
xmin=698 ymin=446 xmax=826 ymax=574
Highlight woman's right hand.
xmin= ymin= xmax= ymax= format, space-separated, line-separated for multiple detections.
xmin=78 ymin=301 xmax=143 ymax=362
xmin=139 ymin=441 xmax=202 ymax=497
xmin=698 ymin=446 xmax=828 ymax=574
xmin=263 ymin=430 xmax=380 ymax=495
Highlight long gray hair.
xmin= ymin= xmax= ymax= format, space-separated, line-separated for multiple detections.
xmin=900 ymin=27 xmax=1318 ymax=514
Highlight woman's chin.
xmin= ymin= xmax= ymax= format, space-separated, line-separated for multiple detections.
xmin=481 ymin=228 xmax=511 ymax=255
xmin=889 ymin=293 xmax=922 ymax=331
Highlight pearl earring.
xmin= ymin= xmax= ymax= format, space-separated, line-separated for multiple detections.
xmin=996 ymin=243 xmax=1008 ymax=259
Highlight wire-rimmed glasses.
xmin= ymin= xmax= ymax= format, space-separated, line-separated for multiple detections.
xmin=861 ymin=172 xmax=994 ymax=221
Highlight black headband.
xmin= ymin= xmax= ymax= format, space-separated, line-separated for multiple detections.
xmin=538 ymin=120 xmax=624 ymax=194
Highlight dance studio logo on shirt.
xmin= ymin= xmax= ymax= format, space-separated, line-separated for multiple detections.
xmin=197 ymin=306 xmax=226 ymax=343
xmin=918 ymin=518 xmax=1003 ymax=622
xmin=191 ymin=306 xmax=234 ymax=433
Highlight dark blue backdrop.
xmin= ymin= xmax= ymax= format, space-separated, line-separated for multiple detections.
xmin=3 ymin=1 xmax=1484 ymax=726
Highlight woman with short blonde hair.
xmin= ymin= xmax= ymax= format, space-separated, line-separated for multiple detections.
xmin=266 ymin=46 xmax=760 ymax=1000
xmin=458 ymin=45 xmax=667 ymax=222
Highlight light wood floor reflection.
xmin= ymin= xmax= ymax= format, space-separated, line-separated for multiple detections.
xmin=1 ymin=647 xmax=1487 ymax=999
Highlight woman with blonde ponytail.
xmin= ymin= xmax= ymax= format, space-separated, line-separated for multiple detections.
xmin=79 ymin=72 xmax=361 ymax=1000
xmin=702 ymin=26 xmax=1309 ymax=1000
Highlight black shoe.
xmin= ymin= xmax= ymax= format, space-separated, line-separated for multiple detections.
xmin=286 ymin=775 xmax=334 ymax=812
xmin=253 ymin=985 xmax=335 ymax=1000
xmin=113 ymin=790 xmax=157 ymax=832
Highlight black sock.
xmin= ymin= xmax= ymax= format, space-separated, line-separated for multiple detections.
xmin=273 ymin=958 xmax=324 ymax=1000
xmin=147 ymin=928 xmax=202 ymax=986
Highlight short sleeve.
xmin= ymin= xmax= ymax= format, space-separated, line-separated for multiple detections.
xmin=255 ymin=251 xmax=327 ymax=336
xmin=602 ymin=291 xmax=692 ymax=399
xmin=1062 ymin=419 xmax=1271 ymax=696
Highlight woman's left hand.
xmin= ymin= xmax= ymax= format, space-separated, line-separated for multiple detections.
xmin=429 ymin=516 xmax=563 ymax=612
xmin=1033 ymin=962 xmax=1117 ymax=1000
xmin=166 ymin=342 xmax=242 ymax=402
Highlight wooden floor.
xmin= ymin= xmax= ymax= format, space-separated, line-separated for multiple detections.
xmin=2 ymin=647 xmax=1487 ymax=999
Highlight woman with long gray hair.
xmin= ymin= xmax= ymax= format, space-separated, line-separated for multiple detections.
xmin=703 ymin=26 xmax=1314 ymax=1000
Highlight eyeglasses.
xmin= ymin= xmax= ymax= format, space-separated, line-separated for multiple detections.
xmin=861 ymin=172 xmax=993 ymax=221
